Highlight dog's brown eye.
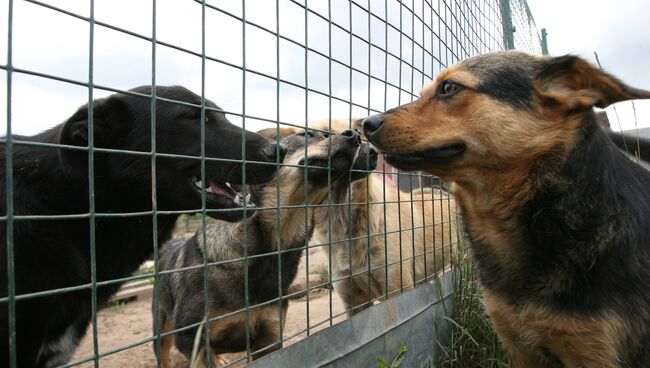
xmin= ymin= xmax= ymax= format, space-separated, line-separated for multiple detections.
xmin=298 ymin=130 xmax=314 ymax=138
xmin=438 ymin=81 xmax=462 ymax=97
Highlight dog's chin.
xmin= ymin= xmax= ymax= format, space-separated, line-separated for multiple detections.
xmin=207 ymin=206 xmax=255 ymax=222
xmin=383 ymin=143 xmax=465 ymax=171
xmin=350 ymin=152 xmax=378 ymax=180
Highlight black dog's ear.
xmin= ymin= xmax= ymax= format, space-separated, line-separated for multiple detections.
xmin=536 ymin=55 xmax=650 ymax=112
xmin=59 ymin=95 xmax=131 ymax=175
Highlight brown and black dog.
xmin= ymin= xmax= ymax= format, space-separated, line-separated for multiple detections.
xmin=363 ymin=51 xmax=650 ymax=367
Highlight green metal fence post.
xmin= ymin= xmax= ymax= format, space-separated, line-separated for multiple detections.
xmin=541 ymin=28 xmax=549 ymax=55
xmin=499 ymin=0 xmax=515 ymax=50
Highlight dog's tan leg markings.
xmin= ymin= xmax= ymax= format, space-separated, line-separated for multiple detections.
xmin=483 ymin=293 xmax=551 ymax=368
xmin=484 ymin=291 xmax=625 ymax=368
xmin=250 ymin=305 xmax=286 ymax=361
xmin=159 ymin=319 xmax=174 ymax=368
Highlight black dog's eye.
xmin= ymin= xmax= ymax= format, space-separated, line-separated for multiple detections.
xmin=437 ymin=81 xmax=463 ymax=98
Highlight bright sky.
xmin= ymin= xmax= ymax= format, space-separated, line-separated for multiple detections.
xmin=1 ymin=0 xmax=648 ymax=136
xmin=527 ymin=0 xmax=650 ymax=132
xmin=1 ymin=0 xmax=431 ymax=136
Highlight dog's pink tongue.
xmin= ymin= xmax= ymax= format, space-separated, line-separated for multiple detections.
xmin=209 ymin=180 xmax=236 ymax=200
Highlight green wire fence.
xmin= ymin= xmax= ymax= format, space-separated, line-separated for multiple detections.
xmin=1 ymin=0 xmax=543 ymax=367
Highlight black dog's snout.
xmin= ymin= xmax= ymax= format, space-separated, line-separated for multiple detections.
xmin=341 ymin=129 xmax=361 ymax=145
xmin=363 ymin=114 xmax=384 ymax=138
xmin=264 ymin=143 xmax=288 ymax=163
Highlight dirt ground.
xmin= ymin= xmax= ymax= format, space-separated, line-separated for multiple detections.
xmin=71 ymin=246 xmax=347 ymax=367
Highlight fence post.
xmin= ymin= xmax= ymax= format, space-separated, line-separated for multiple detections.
xmin=541 ymin=28 xmax=549 ymax=55
xmin=499 ymin=0 xmax=515 ymax=50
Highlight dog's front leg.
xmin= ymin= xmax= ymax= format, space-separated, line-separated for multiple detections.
xmin=492 ymin=322 xmax=550 ymax=368
xmin=483 ymin=293 xmax=549 ymax=368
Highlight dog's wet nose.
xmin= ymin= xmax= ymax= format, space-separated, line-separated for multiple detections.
xmin=264 ymin=143 xmax=288 ymax=163
xmin=341 ymin=129 xmax=361 ymax=145
xmin=363 ymin=114 xmax=384 ymax=138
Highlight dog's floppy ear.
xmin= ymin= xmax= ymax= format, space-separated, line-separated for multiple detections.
xmin=256 ymin=127 xmax=297 ymax=141
xmin=59 ymin=95 xmax=131 ymax=175
xmin=536 ymin=55 xmax=650 ymax=112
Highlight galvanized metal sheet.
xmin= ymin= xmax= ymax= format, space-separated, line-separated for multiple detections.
xmin=250 ymin=270 xmax=457 ymax=368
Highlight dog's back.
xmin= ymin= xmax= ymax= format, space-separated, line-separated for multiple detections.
xmin=607 ymin=130 xmax=650 ymax=163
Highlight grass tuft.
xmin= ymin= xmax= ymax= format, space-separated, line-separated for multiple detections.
xmin=435 ymin=260 xmax=507 ymax=368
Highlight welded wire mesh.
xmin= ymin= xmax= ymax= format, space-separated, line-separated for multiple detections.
xmin=1 ymin=0 xmax=542 ymax=367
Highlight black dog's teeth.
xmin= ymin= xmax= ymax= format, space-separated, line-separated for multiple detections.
xmin=235 ymin=193 xmax=255 ymax=207
xmin=191 ymin=179 xmax=254 ymax=206
xmin=192 ymin=176 xmax=203 ymax=188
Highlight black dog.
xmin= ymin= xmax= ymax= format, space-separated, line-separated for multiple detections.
xmin=0 ymin=86 xmax=286 ymax=367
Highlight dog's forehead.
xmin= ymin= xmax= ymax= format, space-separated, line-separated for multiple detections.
xmin=283 ymin=132 xmax=323 ymax=154
xmin=456 ymin=51 xmax=543 ymax=82
xmin=423 ymin=51 xmax=546 ymax=107
xmin=420 ymin=65 xmax=478 ymax=96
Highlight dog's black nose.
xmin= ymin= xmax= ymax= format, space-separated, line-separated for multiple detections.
xmin=363 ymin=114 xmax=384 ymax=138
xmin=341 ymin=129 xmax=361 ymax=145
xmin=264 ymin=143 xmax=288 ymax=163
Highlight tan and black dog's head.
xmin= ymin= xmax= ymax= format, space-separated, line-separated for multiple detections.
xmin=363 ymin=51 xmax=650 ymax=181
xmin=308 ymin=119 xmax=378 ymax=181
xmin=257 ymin=126 xmax=362 ymax=186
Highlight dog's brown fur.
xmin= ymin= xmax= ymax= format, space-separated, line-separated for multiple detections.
xmin=364 ymin=51 xmax=650 ymax=367
xmin=309 ymin=119 xmax=458 ymax=316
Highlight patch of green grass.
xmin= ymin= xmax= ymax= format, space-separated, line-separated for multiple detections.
xmin=377 ymin=343 xmax=407 ymax=368
xmin=434 ymin=260 xmax=507 ymax=368
xmin=107 ymin=299 xmax=131 ymax=310
xmin=132 ymin=265 xmax=155 ymax=285
xmin=132 ymin=265 xmax=155 ymax=277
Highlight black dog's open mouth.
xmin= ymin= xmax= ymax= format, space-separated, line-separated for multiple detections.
xmin=384 ymin=143 xmax=465 ymax=170
xmin=190 ymin=176 xmax=256 ymax=209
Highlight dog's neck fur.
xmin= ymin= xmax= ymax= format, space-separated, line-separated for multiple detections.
xmin=313 ymin=175 xmax=378 ymax=249
xmin=455 ymin=113 xmax=650 ymax=313
xmin=252 ymin=169 xmax=332 ymax=250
